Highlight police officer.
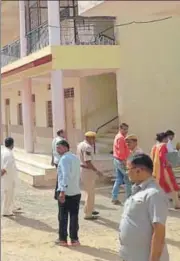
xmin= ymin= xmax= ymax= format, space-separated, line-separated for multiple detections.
xmin=77 ymin=131 xmax=102 ymax=220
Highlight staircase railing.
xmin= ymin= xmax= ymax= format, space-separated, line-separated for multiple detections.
xmin=94 ymin=115 xmax=118 ymax=154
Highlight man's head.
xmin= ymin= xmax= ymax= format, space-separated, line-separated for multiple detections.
xmin=127 ymin=153 xmax=153 ymax=184
xmin=125 ymin=134 xmax=138 ymax=151
xmin=85 ymin=131 xmax=96 ymax=145
xmin=56 ymin=140 xmax=70 ymax=156
xmin=57 ymin=129 xmax=66 ymax=138
xmin=165 ymin=130 xmax=175 ymax=141
xmin=119 ymin=123 xmax=129 ymax=136
xmin=5 ymin=137 xmax=14 ymax=150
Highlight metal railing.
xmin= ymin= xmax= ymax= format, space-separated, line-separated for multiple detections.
xmin=60 ymin=16 xmax=116 ymax=45
xmin=1 ymin=39 xmax=20 ymax=67
xmin=1 ymin=16 xmax=116 ymax=62
xmin=26 ymin=22 xmax=49 ymax=55
xmin=94 ymin=115 xmax=118 ymax=154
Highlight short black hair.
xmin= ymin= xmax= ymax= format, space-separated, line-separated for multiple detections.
xmin=128 ymin=153 xmax=153 ymax=173
xmin=5 ymin=137 xmax=14 ymax=148
xmin=120 ymin=123 xmax=129 ymax=129
xmin=156 ymin=132 xmax=168 ymax=142
xmin=165 ymin=130 xmax=175 ymax=136
xmin=56 ymin=139 xmax=70 ymax=150
xmin=57 ymin=129 xmax=64 ymax=136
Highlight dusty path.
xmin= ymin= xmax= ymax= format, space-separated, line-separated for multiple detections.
xmin=2 ymin=181 xmax=180 ymax=261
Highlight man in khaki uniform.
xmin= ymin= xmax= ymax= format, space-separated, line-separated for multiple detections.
xmin=77 ymin=131 xmax=102 ymax=220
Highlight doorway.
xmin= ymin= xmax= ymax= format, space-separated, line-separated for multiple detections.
xmin=5 ymin=99 xmax=11 ymax=137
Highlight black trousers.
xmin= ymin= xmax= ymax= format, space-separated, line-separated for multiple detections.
xmin=58 ymin=194 xmax=81 ymax=242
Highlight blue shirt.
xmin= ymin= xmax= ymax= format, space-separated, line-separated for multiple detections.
xmin=57 ymin=152 xmax=81 ymax=196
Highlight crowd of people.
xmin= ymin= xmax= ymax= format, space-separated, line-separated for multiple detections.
xmin=1 ymin=123 xmax=180 ymax=261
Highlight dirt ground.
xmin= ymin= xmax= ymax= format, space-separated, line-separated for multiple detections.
xmin=1 ymin=180 xmax=180 ymax=261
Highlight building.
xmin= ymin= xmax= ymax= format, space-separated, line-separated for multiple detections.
xmin=1 ymin=1 xmax=180 ymax=185
xmin=1 ymin=0 xmax=119 ymax=156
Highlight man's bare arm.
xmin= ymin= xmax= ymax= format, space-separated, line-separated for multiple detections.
xmin=149 ymin=223 xmax=166 ymax=261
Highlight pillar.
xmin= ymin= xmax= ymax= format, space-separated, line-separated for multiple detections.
xmin=51 ymin=71 xmax=65 ymax=137
xmin=116 ymin=69 xmax=124 ymax=123
xmin=47 ymin=1 xmax=65 ymax=137
xmin=22 ymin=79 xmax=34 ymax=153
xmin=19 ymin=1 xmax=27 ymax=57
xmin=47 ymin=1 xmax=61 ymax=45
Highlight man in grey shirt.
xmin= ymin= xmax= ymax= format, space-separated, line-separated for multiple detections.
xmin=119 ymin=153 xmax=169 ymax=261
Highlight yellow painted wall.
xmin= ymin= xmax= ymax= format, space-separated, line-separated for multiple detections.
xmin=80 ymin=73 xmax=118 ymax=132
xmin=51 ymin=45 xmax=121 ymax=70
xmin=116 ymin=16 xmax=180 ymax=152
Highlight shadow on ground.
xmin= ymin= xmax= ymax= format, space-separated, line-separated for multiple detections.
xmin=9 ymin=215 xmax=56 ymax=233
xmin=70 ymin=245 xmax=119 ymax=261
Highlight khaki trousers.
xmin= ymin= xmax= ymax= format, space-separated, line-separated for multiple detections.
xmin=81 ymin=169 xmax=96 ymax=217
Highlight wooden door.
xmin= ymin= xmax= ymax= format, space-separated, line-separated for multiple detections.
xmin=5 ymin=99 xmax=11 ymax=137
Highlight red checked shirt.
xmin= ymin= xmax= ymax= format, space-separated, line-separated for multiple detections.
xmin=113 ymin=132 xmax=130 ymax=161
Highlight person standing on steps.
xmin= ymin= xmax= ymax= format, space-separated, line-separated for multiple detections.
xmin=55 ymin=140 xmax=81 ymax=246
xmin=112 ymin=123 xmax=130 ymax=205
xmin=77 ymin=131 xmax=103 ymax=220
xmin=51 ymin=129 xmax=66 ymax=200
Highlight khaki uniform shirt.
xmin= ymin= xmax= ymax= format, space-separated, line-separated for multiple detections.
xmin=77 ymin=140 xmax=93 ymax=167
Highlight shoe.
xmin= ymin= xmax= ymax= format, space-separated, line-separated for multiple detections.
xmin=84 ymin=216 xmax=98 ymax=220
xmin=55 ymin=239 xmax=68 ymax=246
xmin=71 ymin=240 xmax=80 ymax=246
xmin=92 ymin=211 xmax=99 ymax=215
xmin=112 ymin=199 xmax=122 ymax=205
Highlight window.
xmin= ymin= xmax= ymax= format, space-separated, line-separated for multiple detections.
xmin=17 ymin=103 xmax=23 ymax=125
xmin=64 ymin=88 xmax=74 ymax=98
xmin=46 ymin=101 xmax=53 ymax=127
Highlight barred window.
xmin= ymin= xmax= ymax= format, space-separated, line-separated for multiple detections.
xmin=64 ymin=88 xmax=74 ymax=98
xmin=17 ymin=103 xmax=23 ymax=125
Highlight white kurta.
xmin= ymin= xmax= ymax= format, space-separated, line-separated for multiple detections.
xmin=1 ymin=147 xmax=18 ymax=215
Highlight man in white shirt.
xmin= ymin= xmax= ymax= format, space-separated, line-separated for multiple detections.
xmin=1 ymin=137 xmax=18 ymax=217
xmin=51 ymin=129 xmax=66 ymax=168
xmin=166 ymin=130 xmax=175 ymax=152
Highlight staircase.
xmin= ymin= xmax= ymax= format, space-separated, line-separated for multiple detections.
xmin=96 ymin=125 xmax=118 ymax=154
xmin=11 ymin=123 xmax=118 ymax=187
xmin=13 ymin=148 xmax=56 ymax=187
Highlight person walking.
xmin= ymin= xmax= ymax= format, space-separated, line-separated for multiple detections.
xmin=125 ymin=134 xmax=143 ymax=156
xmin=51 ymin=129 xmax=66 ymax=167
xmin=51 ymin=129 xmax=66 ymax=200
xmin=55 ymin=140 xmax=81 ymax=246
xmin=165 ymin=130 xmax=175 ymax=152
xmin=119 ymin=153 xmax=169 ymax=261
xmin=112 ymin=123 xmax=130 ymax=204
xmin=1 ymin=137 xmax=19 ymax=217
xmin=151 ymin=132 xmax=180 ymax=209
xmin=77 ymin=131 xmax=102 ymax=220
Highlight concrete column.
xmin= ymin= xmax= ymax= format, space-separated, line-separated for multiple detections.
xmin=116 ymin=69 xmax=124 ymax=123
xmin=22 ymin=79 xmax=34 ymax=152
xmin=51 ymin=70 xmax=65 ymax=137
xmin=19 ymin=1 xmax=27 ymax=57
xmin=47 ymin=1 xmax=61 ymax=45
